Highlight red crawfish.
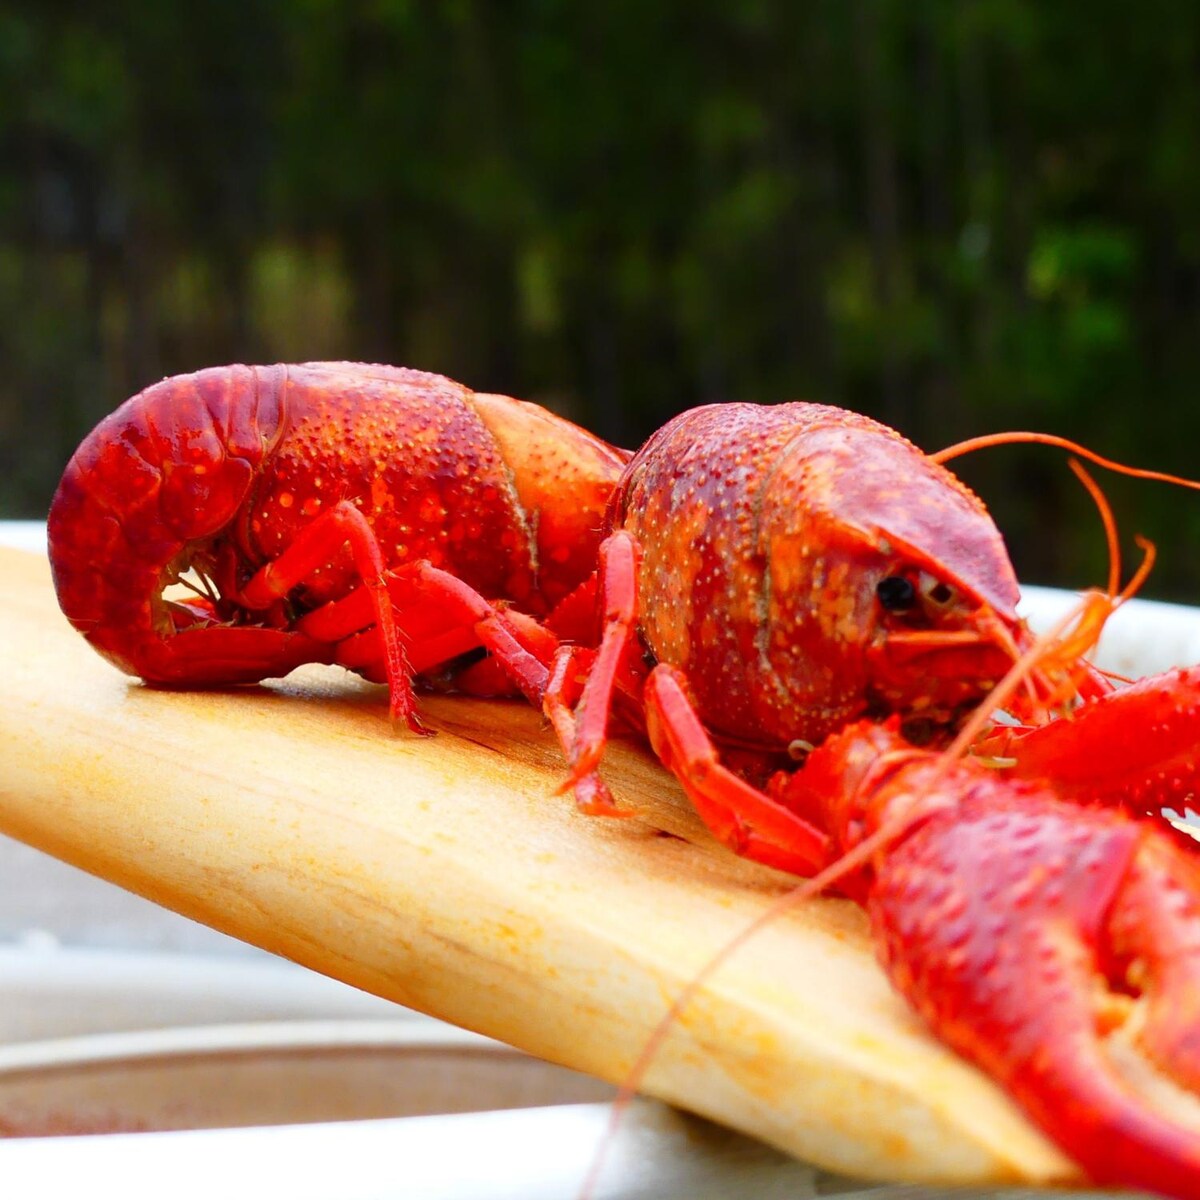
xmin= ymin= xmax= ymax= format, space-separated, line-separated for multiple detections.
xmin=48 ymin=361 xmax=628 ymax=724
xmin=545 ymin=401 xmax=1200 ymax=1199
xmin=48 ymin=372 xmax=1200 ymax=1196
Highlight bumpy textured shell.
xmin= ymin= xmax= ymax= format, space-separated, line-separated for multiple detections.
xmin=610 ymin=402 xmax=1021 ymax=747
xmin=49 ymin=362 xmax=628 ymax=682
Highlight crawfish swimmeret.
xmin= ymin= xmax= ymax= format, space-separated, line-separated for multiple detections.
xmin=49 ymin=364 xmax=1200 ymax=1199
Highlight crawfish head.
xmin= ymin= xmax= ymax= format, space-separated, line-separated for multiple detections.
xmin=617 ymin=402 xmax=1029 ymax=749
xmin=769 ymin=419 xmax=1027 ymax=728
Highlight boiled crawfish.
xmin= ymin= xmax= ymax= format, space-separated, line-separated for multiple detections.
xmin=48 ymin=362 xmax=627 ymax=723
xmin=47 ymin=366 xmax=1200 ymax=1198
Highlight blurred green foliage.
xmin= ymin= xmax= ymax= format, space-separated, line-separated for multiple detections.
xmin=4 ymin=0 xmax=1200 ymax=596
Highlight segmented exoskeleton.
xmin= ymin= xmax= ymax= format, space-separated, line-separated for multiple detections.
xmin=49 ymin=369 xmax=1200 ymax=1198
xmin=49 ymin=362 xmax=628 ymax=727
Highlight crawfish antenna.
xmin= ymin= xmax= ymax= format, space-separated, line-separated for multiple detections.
xmin=1033 ymin=458 xmax=1158 ymax=705
xmin=1064 ymin=457 xmax=1157 ymax=608
xmin=1015 ymin=457 xmax=1125 ymax=706
xmin=930 ymin=429 xmax=1200 ymax=493
xmin=574 ymin=815 xmax=918 ymax=1200
xmin=1069 ymin=457 xmax=1122 ymax=600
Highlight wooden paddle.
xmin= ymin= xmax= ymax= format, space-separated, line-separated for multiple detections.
xmin=0 ymin=544 xmax=1076 ymax=1186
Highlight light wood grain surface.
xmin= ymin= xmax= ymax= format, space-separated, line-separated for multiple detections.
xmin=0 ymin=544 xmax=1077 ymax=1185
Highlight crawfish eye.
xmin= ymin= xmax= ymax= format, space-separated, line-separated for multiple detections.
xmin=876 ymin=575 xmax=917 ymax=612
xmin=920 ymin=573 xmax=958 ymax=609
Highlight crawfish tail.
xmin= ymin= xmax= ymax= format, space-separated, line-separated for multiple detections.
xmin=49 ymin=362 xmax=628 ymax=691
xmin=48 ymin=364 xmax=290 ymax=681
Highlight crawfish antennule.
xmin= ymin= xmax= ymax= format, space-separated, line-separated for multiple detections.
xmin=808 ymin=719 xmax=1200 ymax=1199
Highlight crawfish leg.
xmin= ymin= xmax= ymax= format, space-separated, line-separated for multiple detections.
xmin=236 ymin=500 xmax=415 ymax=729
xmin=449 ymin=608 xmax=562 ymax=698
xmin=301 ymin=581 xmax=474 ymax=672
xmin=543 ymin=645 xmax=624 ymax=816
xmin=871 ymin=779 xmax=1200 ymax=1197
xmin=301 ymin=563 xmax=553 ymax=709
xmin=393 ymin=564 xmax=551 ymax=703
xmin=643 ymin=666 xmax=830 ymax=875
xmin=544 ymin=531 xmax=644 ymax=808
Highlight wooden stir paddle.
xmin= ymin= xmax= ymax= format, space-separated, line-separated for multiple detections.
xmin=0 ymin=544 xmax=1076 ymax=1187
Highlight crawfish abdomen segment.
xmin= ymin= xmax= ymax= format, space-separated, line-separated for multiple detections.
xmin=48 ymin=364 xmax=288 ymax=676
xmin=244 ymin=366 xmax=545 ymax=611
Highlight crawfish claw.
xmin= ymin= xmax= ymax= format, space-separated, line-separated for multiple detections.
xmin=869 ymin=777 xmax=1200 ymax=1196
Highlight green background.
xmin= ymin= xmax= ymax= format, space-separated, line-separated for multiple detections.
xmin=5 ymin=1 xmax=1200 ymax=597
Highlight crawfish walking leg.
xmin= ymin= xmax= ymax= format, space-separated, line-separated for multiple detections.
xmin=544 ymin=645 xmax=625 ymax=816
xmin=543 ymin=531 xmax=652 ymax=815
xmin=235 ymin=500 xmax=414 ymax=728
xmin=302 ymin=563 xmax=555 ymax=706
xmin=643 ymin=666 xmax=830 ymax=876
xmin=399 ymin=563 xmax=552 ymax=704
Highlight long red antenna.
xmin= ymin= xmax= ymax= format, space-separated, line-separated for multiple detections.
xmin=1067 ymin=457 xmax=1122 ymax=599
xmin=931 ymin=430 xmax=1200 ymax=492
